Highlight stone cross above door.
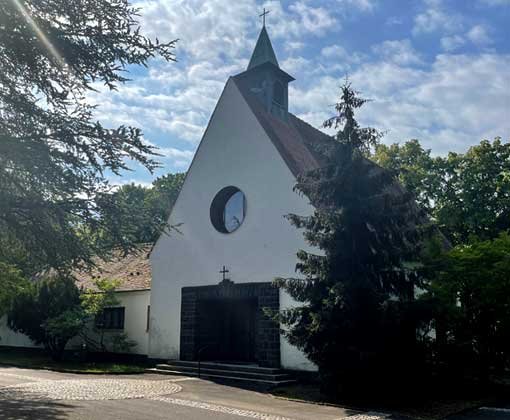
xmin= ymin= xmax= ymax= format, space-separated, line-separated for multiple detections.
xmin=219 ymin=265 xmax=229 ymax=282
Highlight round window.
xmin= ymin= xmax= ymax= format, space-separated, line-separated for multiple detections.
xmin=210 ymin=186 xmax=246 ymax=233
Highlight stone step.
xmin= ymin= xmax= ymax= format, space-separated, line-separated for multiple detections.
xmin=155 ymin=363 xmax=292 ymax=381
xmin=167 ymin=360 xmax=282 ymax=375
xmin=146 ymin=368 xmax=296 ymax=386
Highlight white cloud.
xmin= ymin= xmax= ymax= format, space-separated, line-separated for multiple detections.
xmin=90 ymin=0 xmax=341 ymax=160
xmin=86 ymin=0 xmax=354 ymax=162
xmin=289 ymin=2 xmax=338 ymax=36
xmin=108 ymin=178 xmax=154 ymax=189
xmin=371 ymin=39 xmax=422 ymax=65
xmin=158 ymin=147 xmax=195 ymax=168
xmin=318 ymin=45 xmax=366 ymax=73
xmin=259 ymin=1 xmax=338 ymax=40
xmin=440 ymin=35 xmax=465 ymax=52
xmin=337 ymin=0 xmax=377 ymax=12
xmin=386 ymin=16 xmax=404 ymax=26
xmin=281 ymin=56 xmax=312 ymax=74
xmin=321 ymin=45 xmax=348 ymax=58
xmin=466 ymin=25 xmax=493 ymax=46
xmin=285 ymin=41 xmax=305 ymax=51
xmin=135 ymin=0 xmax=256 ymax=62
xmin=85 ymin=0 xmax=508 ymax=180
xmin=290 ymin=53 xmax=510 ymax=155
xmin=440 ymin=25 xmax=493 ymax=52
xmin=412 ymin=0 xmax=463 ymax=35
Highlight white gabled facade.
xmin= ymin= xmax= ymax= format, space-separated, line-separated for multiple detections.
xmin=149 ymin=77 xmax=317 ymax=371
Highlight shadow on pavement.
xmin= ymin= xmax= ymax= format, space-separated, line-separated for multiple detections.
xmin=0 ymin=395 xmax=75 ymax=420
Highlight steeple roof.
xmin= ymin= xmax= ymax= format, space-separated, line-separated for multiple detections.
xmin=247 ymin=26 xmax=279 ymax=70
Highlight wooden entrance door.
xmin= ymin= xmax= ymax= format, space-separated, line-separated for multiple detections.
xmin=197 ymin=298 xmax=257 ymax=362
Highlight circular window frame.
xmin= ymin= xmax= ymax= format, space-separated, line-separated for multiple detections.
xmin=210 ymin=186 xmax=247 ymax=234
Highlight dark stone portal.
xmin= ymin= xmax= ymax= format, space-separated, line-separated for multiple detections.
xmin=180 ymin=281 xmax=280 ymax=367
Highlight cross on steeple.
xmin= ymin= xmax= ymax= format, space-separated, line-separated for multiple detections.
xmin=259 ymin=8 xmax=270 ymax=27
xmin=219 ymin=265 xmax=230 ymax=281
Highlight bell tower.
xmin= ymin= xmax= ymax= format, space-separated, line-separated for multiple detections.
xmin=235 ymin=17 xmax=295 ymax=122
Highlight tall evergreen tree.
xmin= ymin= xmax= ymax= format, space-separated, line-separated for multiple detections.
xmin=276 ymin=82 xmax=426 ymax=396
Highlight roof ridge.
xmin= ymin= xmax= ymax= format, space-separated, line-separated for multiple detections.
xmin=289 ymin=112 xmax=334 ymax=141
xmin=232 ymin=77 xmax=325 ymax=176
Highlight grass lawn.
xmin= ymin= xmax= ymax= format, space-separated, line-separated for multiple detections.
xmin=0 ymin=347 xmax=148 ymax=374
xmin=271 ymin=383 xmax=502 ymax=420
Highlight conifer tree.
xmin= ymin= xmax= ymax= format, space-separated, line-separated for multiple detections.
xmin=276 ymin=82 xmax=426 ymax=396
xmin=0 ymin=0 xmax=176 ymax=274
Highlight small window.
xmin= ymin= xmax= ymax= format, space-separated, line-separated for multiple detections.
xmin=96 ymin=307 xmax=125 ymax=330
xmin=273 ymin=81 xmax=285 ymax=106
xmin=146 ymin=305 xmax=150 ymax=332
xmin=210 ymin=186 xmax=247 ymax=233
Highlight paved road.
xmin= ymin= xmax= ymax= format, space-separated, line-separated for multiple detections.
xmin=448 ymin=406 xmax=510 ymax=420
xmin=0 ymin=366 xmax=373 ymax=420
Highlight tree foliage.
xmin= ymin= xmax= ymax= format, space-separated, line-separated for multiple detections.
xmin=0 ymin=262 xmax=29 ymax=318
xmin=95 ymin=172 xmax=185 ymax=246
xmin=80 ymin=278 xmax=121 ymax=319
xmin=373 ymin=138 xmax=510 ymax=244
xmin=8 ymin=276 xmax=85 ymax=360
xmin=7 ymin=275 xmax=136 ymax=359
xmin=80 ymin=278 xmax=135 ymax=353
xmin=421 ymin=233 xmax=510 ymax=378
xmin=276 ymin=82 xmax=426 ymax=395
xmin=0 ymin=0 xmax=176 ymax=274
xmin=372 ymin=134 xmax=510 ymax=383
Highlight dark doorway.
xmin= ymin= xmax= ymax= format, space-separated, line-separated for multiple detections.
xmin=197 ymin=298 xmax=257 ymax=362
xmin=180 ymin=281 xmax=281 ymax=367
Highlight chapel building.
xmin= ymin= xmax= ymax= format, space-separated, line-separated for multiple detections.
xmin=149 ymin=25 xmax=334 ymax=371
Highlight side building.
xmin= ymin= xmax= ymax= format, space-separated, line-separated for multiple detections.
xmin=0 ymin=248 xmax=152 ymax=357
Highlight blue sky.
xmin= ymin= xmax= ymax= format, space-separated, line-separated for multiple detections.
xmin=87 ymin=0 xmax=510 ymax=186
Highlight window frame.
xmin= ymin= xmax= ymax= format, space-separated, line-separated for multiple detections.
xmin=210 ymin=186 xmax=247 ymax=234
xmin=95 ymin=307 xmax=125 ymax=330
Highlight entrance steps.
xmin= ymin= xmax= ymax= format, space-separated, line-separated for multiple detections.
xmin=147 ymin=360 xmax=296 ymax=387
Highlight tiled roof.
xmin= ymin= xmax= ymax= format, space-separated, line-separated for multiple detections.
xmin=232 ymin=75 xmax=331 ymax=177
xmin=74 ymin=246 xmax=151 ymax=292
xmin=232 ymin=76 xmax=445 ymax=244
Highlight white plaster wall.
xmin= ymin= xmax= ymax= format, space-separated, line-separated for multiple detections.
xmin=0 ymin=316 xmax=41 ymax=348
xmin=150 ymin=79 xmax=316 ymax=371
xmin=0 ymin=290 xmax=150 ymax=355
xmin=103 ymin=290 xmax=150 ymax=355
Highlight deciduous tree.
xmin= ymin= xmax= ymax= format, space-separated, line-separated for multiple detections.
xmin=421 ymin=232 xmax=510 ymax=379
xmin=373 ymin=138 xmax=510 ymax=244
xmin=95 ymin=172 xmax=185 ymax=247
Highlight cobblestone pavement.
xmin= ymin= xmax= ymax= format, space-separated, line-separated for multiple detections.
xmin=0 ymin=378 xmax=182 ymax=401
xmin=151 ymin=396 xmax=297 ymax=420
xmin=151 ymin=396 xmax=389 ymax=420
xmin=0 ymin=367 xmax=382 ymax=420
